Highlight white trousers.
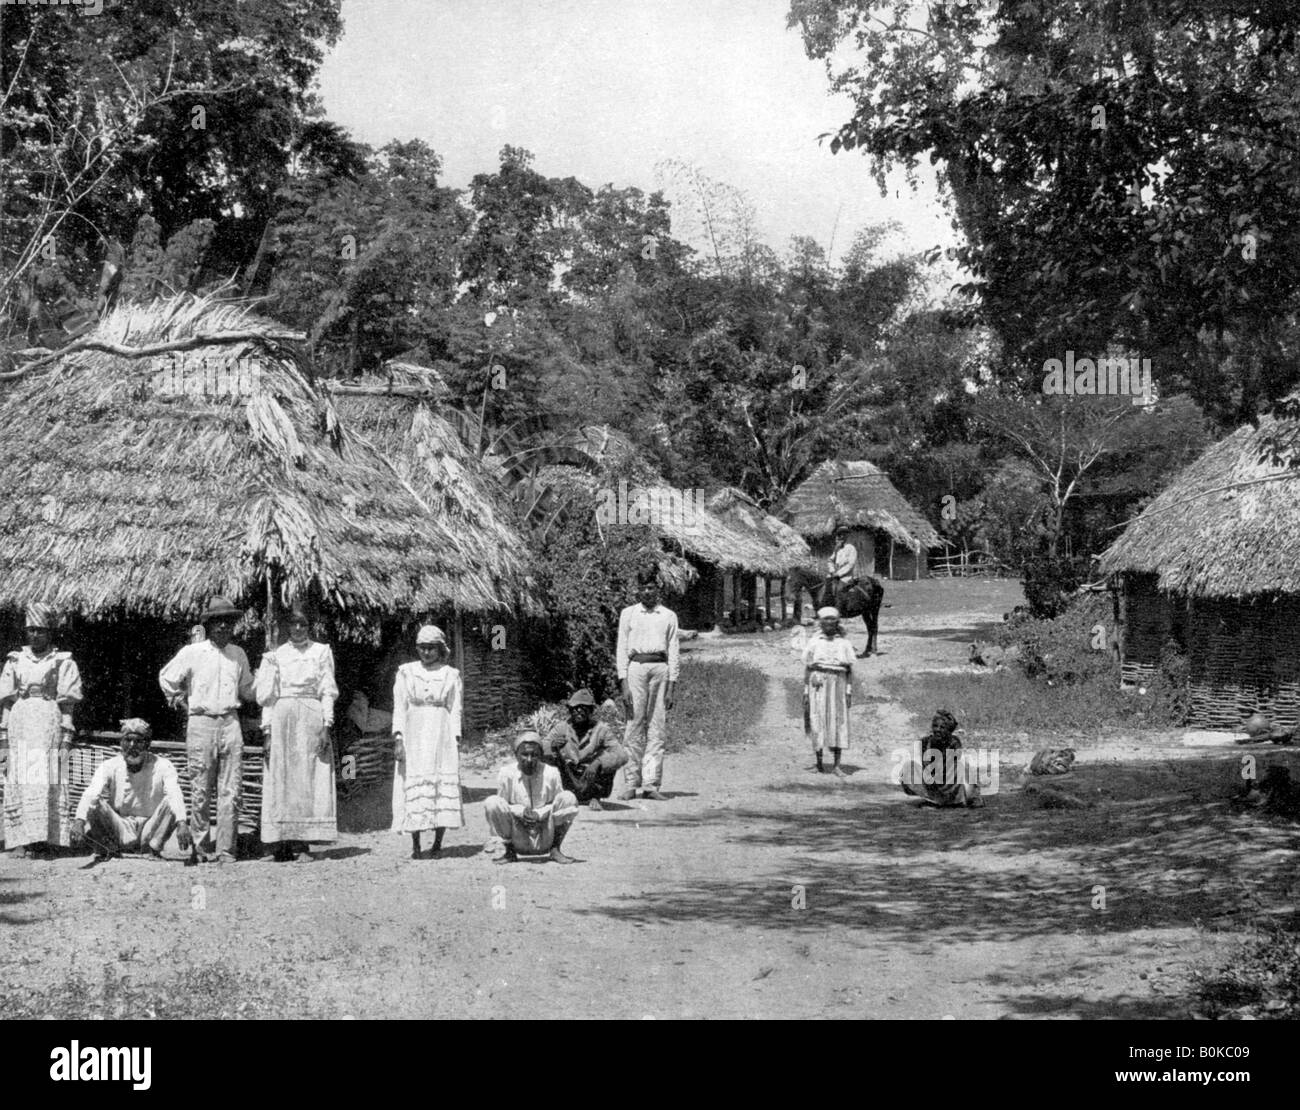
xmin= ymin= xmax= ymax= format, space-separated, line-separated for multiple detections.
xmin=623 ymin=661 xmax=668 ymax=789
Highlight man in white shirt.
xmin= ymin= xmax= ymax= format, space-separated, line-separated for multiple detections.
xmin=158 ymin=597 xmax=255 ymax=864
xmin=615 ymin=569 xmax=679 ymax=801
xmin=484 ymin=731 xmax=578 ymax=864
xmin=827 ymin=528 xmax=859 ymax=611
xmin=71 ymin=718 xmax=193 ymax=860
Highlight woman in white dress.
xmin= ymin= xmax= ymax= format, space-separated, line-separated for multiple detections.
xmin=391 ymin=624 xmax=464 ymax=859
xmin=256 ymin=606 xmax=339 ymax=862
xmin=1 ymin=603 xmax=83 ymax=856
xmin=802 ymin=605 xmax=855 ymax=777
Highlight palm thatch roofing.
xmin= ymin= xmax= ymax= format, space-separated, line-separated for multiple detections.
xmin=0 ymin=297 xmax=530 ymax=625
xmin=326 ymin=363 xmax=537 ymax=614
xmin=705 ymin=488 xmax=816 ymax=576
xmin=536 ymin=464 xmax=812 ymax=582
xmin=781 ymin=460 xmax=942 ymax=551
xmin=1098 ymin=407 xmax=1300 ymax=598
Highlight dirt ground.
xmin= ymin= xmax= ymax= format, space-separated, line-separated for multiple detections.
xmin=3 ymin=577 xmax=1298 ymax=1019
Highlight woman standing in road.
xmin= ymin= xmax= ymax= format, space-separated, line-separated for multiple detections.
xmin=802 ymin=606 xmax=855 ymax=777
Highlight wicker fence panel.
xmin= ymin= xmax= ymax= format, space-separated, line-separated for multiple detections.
xmin=1187 ymin=598 xmax=1300 ymax=729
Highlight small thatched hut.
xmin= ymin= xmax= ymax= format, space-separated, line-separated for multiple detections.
xmin=683 ymin=488 xmax=816 ymax=628
xmin=1099 ymin=406 xmax=1300 ymax=728
xmin=781 ymin=460 xmax=942 ymax=580
xmin=534 ymin=458 xmax=814 ymax=629
xmin=327 ymin=363 xmax=539 ymax=735
xmin=0 ymin=297 xmax=533 ymax=736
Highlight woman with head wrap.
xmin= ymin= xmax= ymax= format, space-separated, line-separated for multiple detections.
xmin=0 ymin=603 xmax=83 ymax=856
xmin=390 ymin=624 xmax=464 ymax=859
xmin=899 ymin=710 xmax=984 ymax=808
xmin=802 ymin=606 xmax=856 ymax=776
xmin=255 ymin=605 xmax=339 ymax=862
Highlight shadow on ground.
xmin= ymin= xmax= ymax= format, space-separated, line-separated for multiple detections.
xmin=572 ymin=756 xmax=1300 ymax=947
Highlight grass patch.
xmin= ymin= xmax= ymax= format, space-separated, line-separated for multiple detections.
xmin=473 ymin=656 xmax=769 ymax=758
xmin=668 ymin=657 xmax=768 ymax=751
xmin=879 ymin=668 xmax=1170 ymax=743
xmin=0 ymin=960 xmax=334 ymax=1019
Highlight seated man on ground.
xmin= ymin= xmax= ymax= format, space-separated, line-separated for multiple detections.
xmin=71 ymin=718 xmax=194 ymax=860
xmin=544 ymin=688 xmax=628 ymax=810
xmin=484 ymin=730 xmax=578 ymax=864
xmin=899 ymin=710 xmax=984 ymax=809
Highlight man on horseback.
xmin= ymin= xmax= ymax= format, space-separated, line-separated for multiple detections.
xmin=826 ymin=528 xmax=859 ymax=613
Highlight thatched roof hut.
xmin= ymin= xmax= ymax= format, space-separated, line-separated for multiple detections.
xmin=1099 ymin=408 xmax=1300 ymax=727
xmin=327 ymin=362 xmax=539 ymax=733
xmin=1098 ymin=414 xmax=1299 ymax=597
xmin=781 ymin=460 xmax=941 ymax=580
xmin=0 ymin=298 xmax=522 ymax=625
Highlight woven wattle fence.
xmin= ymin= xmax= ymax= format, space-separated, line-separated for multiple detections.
xmin=1121 ymin=580 xmax=1300 ymax=729
xmin=3 ymin=729 xmax=396 ymax=838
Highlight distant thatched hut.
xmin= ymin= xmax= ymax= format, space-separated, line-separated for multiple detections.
xmin=0 ymin=298 xmax=534 ymax=738
xmin=327 ymin=363 xmax=539 ymax=735
xmin=1099 ymin=407 xmax=1300 ymax=728
xmin=781 ymin=460 xmax=942 ymax=580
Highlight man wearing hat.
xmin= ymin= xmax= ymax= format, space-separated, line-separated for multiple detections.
xmin=159 ymin=597 xmax=255 ymax=864
xmin=826 ymin=527 xmax=859 ymax=612
xmin=484 ymin=730 xmax=579 ymax=863
xmin=544 ymin=689 xmax=628 ymax=810
xmin=71 ymin=719 xmax=193 ymax=860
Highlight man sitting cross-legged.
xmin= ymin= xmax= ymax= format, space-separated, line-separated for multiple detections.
xmin=544 ymin=689 xmax=628 ymax=810
xmin=484 ymin=730 xmax=578 ymax=864
xmin=71 ymin=718 xmax=193 ymax=860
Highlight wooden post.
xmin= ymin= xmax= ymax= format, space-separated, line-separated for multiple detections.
xmin=265 ymin=571 xmax=279 ymax=652
xmin=888 ymin=537 xmax=895 ymax=579
xmin=779 ymin=577 xmax=787 ymax=622
xmin=453 ymin=607 xmax=466 ymax=676
xmin=763 ymin=577 xmax=772 ymax=626
xmin=914 ymin=544 xmax=920 ymax=581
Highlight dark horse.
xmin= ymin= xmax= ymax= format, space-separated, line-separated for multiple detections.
xmin=789 ymin=568 xmax=885 ymax=657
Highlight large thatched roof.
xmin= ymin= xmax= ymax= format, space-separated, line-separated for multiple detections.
xmin=781 ymin=460 xmax=942 ymax=551
xmin=327 ymin=363 xmax=537 ymax=614
xmin=0 ymin=298 xmax=528 ymax=624
xmin=1099 ymin=408 xmax=1300 ymax=598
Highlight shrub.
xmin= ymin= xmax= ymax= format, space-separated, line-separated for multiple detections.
xmin=1192 ymin=926 xmax=1300 ymax=1019
xmin=527 ymin=504 xmax=662 ymax=702
xmin=1005 ymin=591 xmax=1117 ymax=686
xmin=1021 ymin=554 xmax=1087 ymax=619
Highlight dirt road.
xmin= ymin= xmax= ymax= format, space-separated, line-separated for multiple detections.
xmin=3 ymin=579 xmax=1296 ymax=1019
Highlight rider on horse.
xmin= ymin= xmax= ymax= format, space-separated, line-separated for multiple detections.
xmin=827 ymin=527 xmax=860 ymax=611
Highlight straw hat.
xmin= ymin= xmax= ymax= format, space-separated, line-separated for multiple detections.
xmin=201 ymin=597 xmax=242 ymax=622
xmin=416 ymin=624 xmax=447 ymax=646
xmin=567 ymin=688 xmax=596 ymax=707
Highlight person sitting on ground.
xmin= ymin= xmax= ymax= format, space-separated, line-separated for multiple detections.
xmin=71 ymin=719 xmax=194 ymax=860
xmin=544 ymin=688 xmax=629 ymax=810
xmin=899 ymin=709 xmax=984 ymax=808
xmin=484 ymin=730 xmax=578 ymax=864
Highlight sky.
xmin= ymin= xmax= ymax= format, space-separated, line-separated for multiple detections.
xmin=316 ymin=0 xmax=958 ymax=269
